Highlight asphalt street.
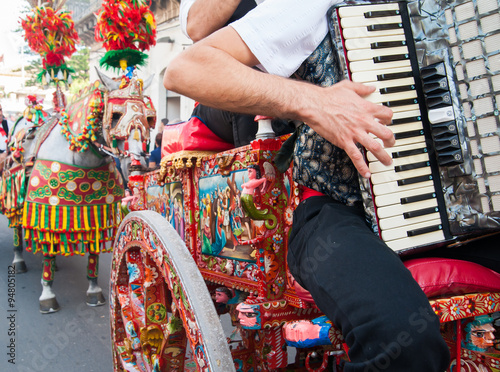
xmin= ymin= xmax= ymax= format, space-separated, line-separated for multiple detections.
xmin=0 ymin=214 xmax=114 ymax=372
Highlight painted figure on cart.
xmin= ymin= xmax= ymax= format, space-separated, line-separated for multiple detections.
xmin=145 ymin=178 xmax=185 ymax=237
xmin=464 ymin=315 xmax=499 ymax=352
xmin=199 ymin=169 xmax=257 ymax=260
xmin=214 ymin=286 xmax=234 ymax=315
xmin=198 ymin=160 xmax=280 ymax=262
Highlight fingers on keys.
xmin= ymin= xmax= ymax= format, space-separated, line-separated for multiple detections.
xmin=347 ymin=80 xmax=376 ymax=97
xmin=345 ymin=142 xmax=371 ymax=179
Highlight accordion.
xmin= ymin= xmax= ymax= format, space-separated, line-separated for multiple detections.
xmin=327 ymin=0 xmax=500 ymax=253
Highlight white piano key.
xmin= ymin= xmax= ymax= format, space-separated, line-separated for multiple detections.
xmin=377 ymin=198 xmax=438 ymax=219
xmin=365 ymin=90 xmax=418 ymax=104
xmin=369 ymin=152 xmax=430 ymax=174
xmin=381 ymin=218 xmax=443 ymax=241
xmin=374 ymin=185 xmax=437 ymax=207
xmin=386 ymin=121 xmax=423 ymax=134
xmin=390 ymin=104 xmax=421 ymax=113
xmin=349 ymin=58 xmax=411 ymax=72
xmin=351 ymin=66 xmax=412 ymax=83
xmin=365 ymin=77 xmax=416 ymax=90
xmin=343 ymin=27 xmax=405 ymax=39
xmin=385 ymin=230 xmax=446 ymax=252
xmin=367 ymin=121 xmax=422 ymax=140
xmin=370 ymin=166 xmax=431 ymax=185
xmin=392 ymin=109 xmax=422 ymax=120
xmin=341 ymin=15 xmax=403 ymax=29
xmin=367 ymin=141 xmax=427 ymax=162
xmin=379 ymin=211 xmax=441 ymax=230
xmin=372 ymin=179 xmax=435 ymax=196
xmin=347 ymin=46 xmax=409 ymax=62
xmin=375 ymin=134 xmax=426 ymax=147
xmin=345 ymin=34 xmax=406 ymax=50
xmin=338 ymin=3 xmax=400 ymax=18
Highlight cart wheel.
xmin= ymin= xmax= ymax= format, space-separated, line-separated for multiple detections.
xmin=110 ymin=211 xmax=236 ymax=372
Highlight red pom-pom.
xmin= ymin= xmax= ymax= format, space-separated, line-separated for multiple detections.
xmin=20 ymin=6 xmax=79 ymax=68
xmin=45 ymin=52 xmax=65 ymax=67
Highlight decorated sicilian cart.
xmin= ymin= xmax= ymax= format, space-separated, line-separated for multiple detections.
xmin=109 ymin=0 xmax=500 ymax=370
xmin=111 ymin=127 xmax=500 ymax=372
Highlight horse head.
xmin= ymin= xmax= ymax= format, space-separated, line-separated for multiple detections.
xmin=96 ymin=68 xmax=156 ymax=183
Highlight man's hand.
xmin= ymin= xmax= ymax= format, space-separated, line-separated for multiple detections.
xmin=302 ymin=80 xmax=394 ymax=178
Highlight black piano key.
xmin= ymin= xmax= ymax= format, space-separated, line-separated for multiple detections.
xmin=397 ymin=174 xmax=433 ymax=186
xmin=423 ymin=77 xmax=449 ymax=94
xmin=420 ymin=63 xmax=446 ymax=80
xmin=364 ymin=10 xmax=401 ymax=18
xmin=403 ymin=206 xmax=439 ymax=219
xmin=431 ymin=121 xmax=457 ymax=136
xmin=394 ymin=129 xmax=424 ymax=140
xmin=383 ymin=98 xmax=419 ymax=107
xmin=373 ymin=54 xmax=409 ymax=63
xmin=407 ymin=224 xmax=443 ymax=237
xmin=437 ymin=150 xmax=464 ymax=166
xmin=392 ymin=116 xmax=422 ymax=125
xmin=377 ymin=71 xmax=413 ymax=81
xmin=392 ymin=147 xmax=428 ymax=158
xmin=401 ymin=192 xmax=436 ymax=204
xmin=371 ymin=40 xmax=407 ymax=49
xmin=434 ymin=134 xmax=461 ymax=151
xmin=426 ymin=92 xmax=452 ymax=108
xmin=380 ymin=85 xmax=416 ymax=94
xmin=367 ymin=23 xmax=403 ymax=32
xmin=395 ymin=161 xmax=430 ymax=172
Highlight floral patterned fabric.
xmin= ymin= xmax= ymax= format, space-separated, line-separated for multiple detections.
xmin=291 ymin=34 xmax=362 ymax=206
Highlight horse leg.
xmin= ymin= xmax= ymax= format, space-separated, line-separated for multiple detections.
xmin=12 ymin=226 xmax=27 ymax=273
xmin=86 ymin=253 xmax=105 ymax=306
xmin=39 ymin=256 xmax=60 ymax=313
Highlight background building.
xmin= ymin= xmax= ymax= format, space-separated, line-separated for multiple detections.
xmin=67 ymin=0 xmax=195 ymax=141
xmin=0 ymin=1 xmax=57 ymax=120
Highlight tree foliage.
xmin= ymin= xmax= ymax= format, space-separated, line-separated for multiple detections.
xmin=24 ymin=58 xmax=43 ymax=87
xmin=23 ymin=47 xmax=90 ymax=95
xmin=67 ymin=47 xmax=90 ymax=94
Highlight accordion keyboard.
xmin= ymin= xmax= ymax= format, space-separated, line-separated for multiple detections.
xmin=338 ymin=3 xmax=446 ymax=251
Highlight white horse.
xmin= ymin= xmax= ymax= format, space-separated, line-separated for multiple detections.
xmin=1 ymin=69 xmax=155 ymax=313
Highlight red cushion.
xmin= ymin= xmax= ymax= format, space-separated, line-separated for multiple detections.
xmin=161 ymin=116 xmax=234 ymax=156
xmin=293 ymin=280 xmax=315 ymax=303
xmin=404 ymin=257 xmax=500 ymax=298
xmin=292 ymin=257 xmax=500 ymax=303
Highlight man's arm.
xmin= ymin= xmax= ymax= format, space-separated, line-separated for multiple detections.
xmin=164 ymin=27 xmax=394 ymax=178
xmin=182 ymin=0 xmax=242 ymax=42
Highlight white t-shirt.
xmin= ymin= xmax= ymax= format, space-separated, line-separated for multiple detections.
xmin=180 ymin=0 xmax=341 ymax=78
xmin=179 ymin=0 xmax=196 ymax=37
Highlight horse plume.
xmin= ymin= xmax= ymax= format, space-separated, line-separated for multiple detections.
xmin=20 ymin=5 xmax=79 ymax=90
xmin=95 ymin=0 xmax=157 ymax=71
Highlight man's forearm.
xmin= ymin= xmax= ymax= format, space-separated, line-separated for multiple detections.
xmin=165 ymin=43 xmax=301 ymax=119
xmin=186 ymin=0 xmax=242 ymax=42
xmin=164 ymin=27 xmax=394 ymax=177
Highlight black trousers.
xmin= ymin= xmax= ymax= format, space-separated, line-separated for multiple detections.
xmin=287 ymin=196 xmax=450 ymax=372
xmin=192 ymin=104 xmax=294 ymax=147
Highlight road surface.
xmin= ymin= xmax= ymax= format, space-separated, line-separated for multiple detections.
xmin=0 ymin=214 xmax=114 ymax=372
